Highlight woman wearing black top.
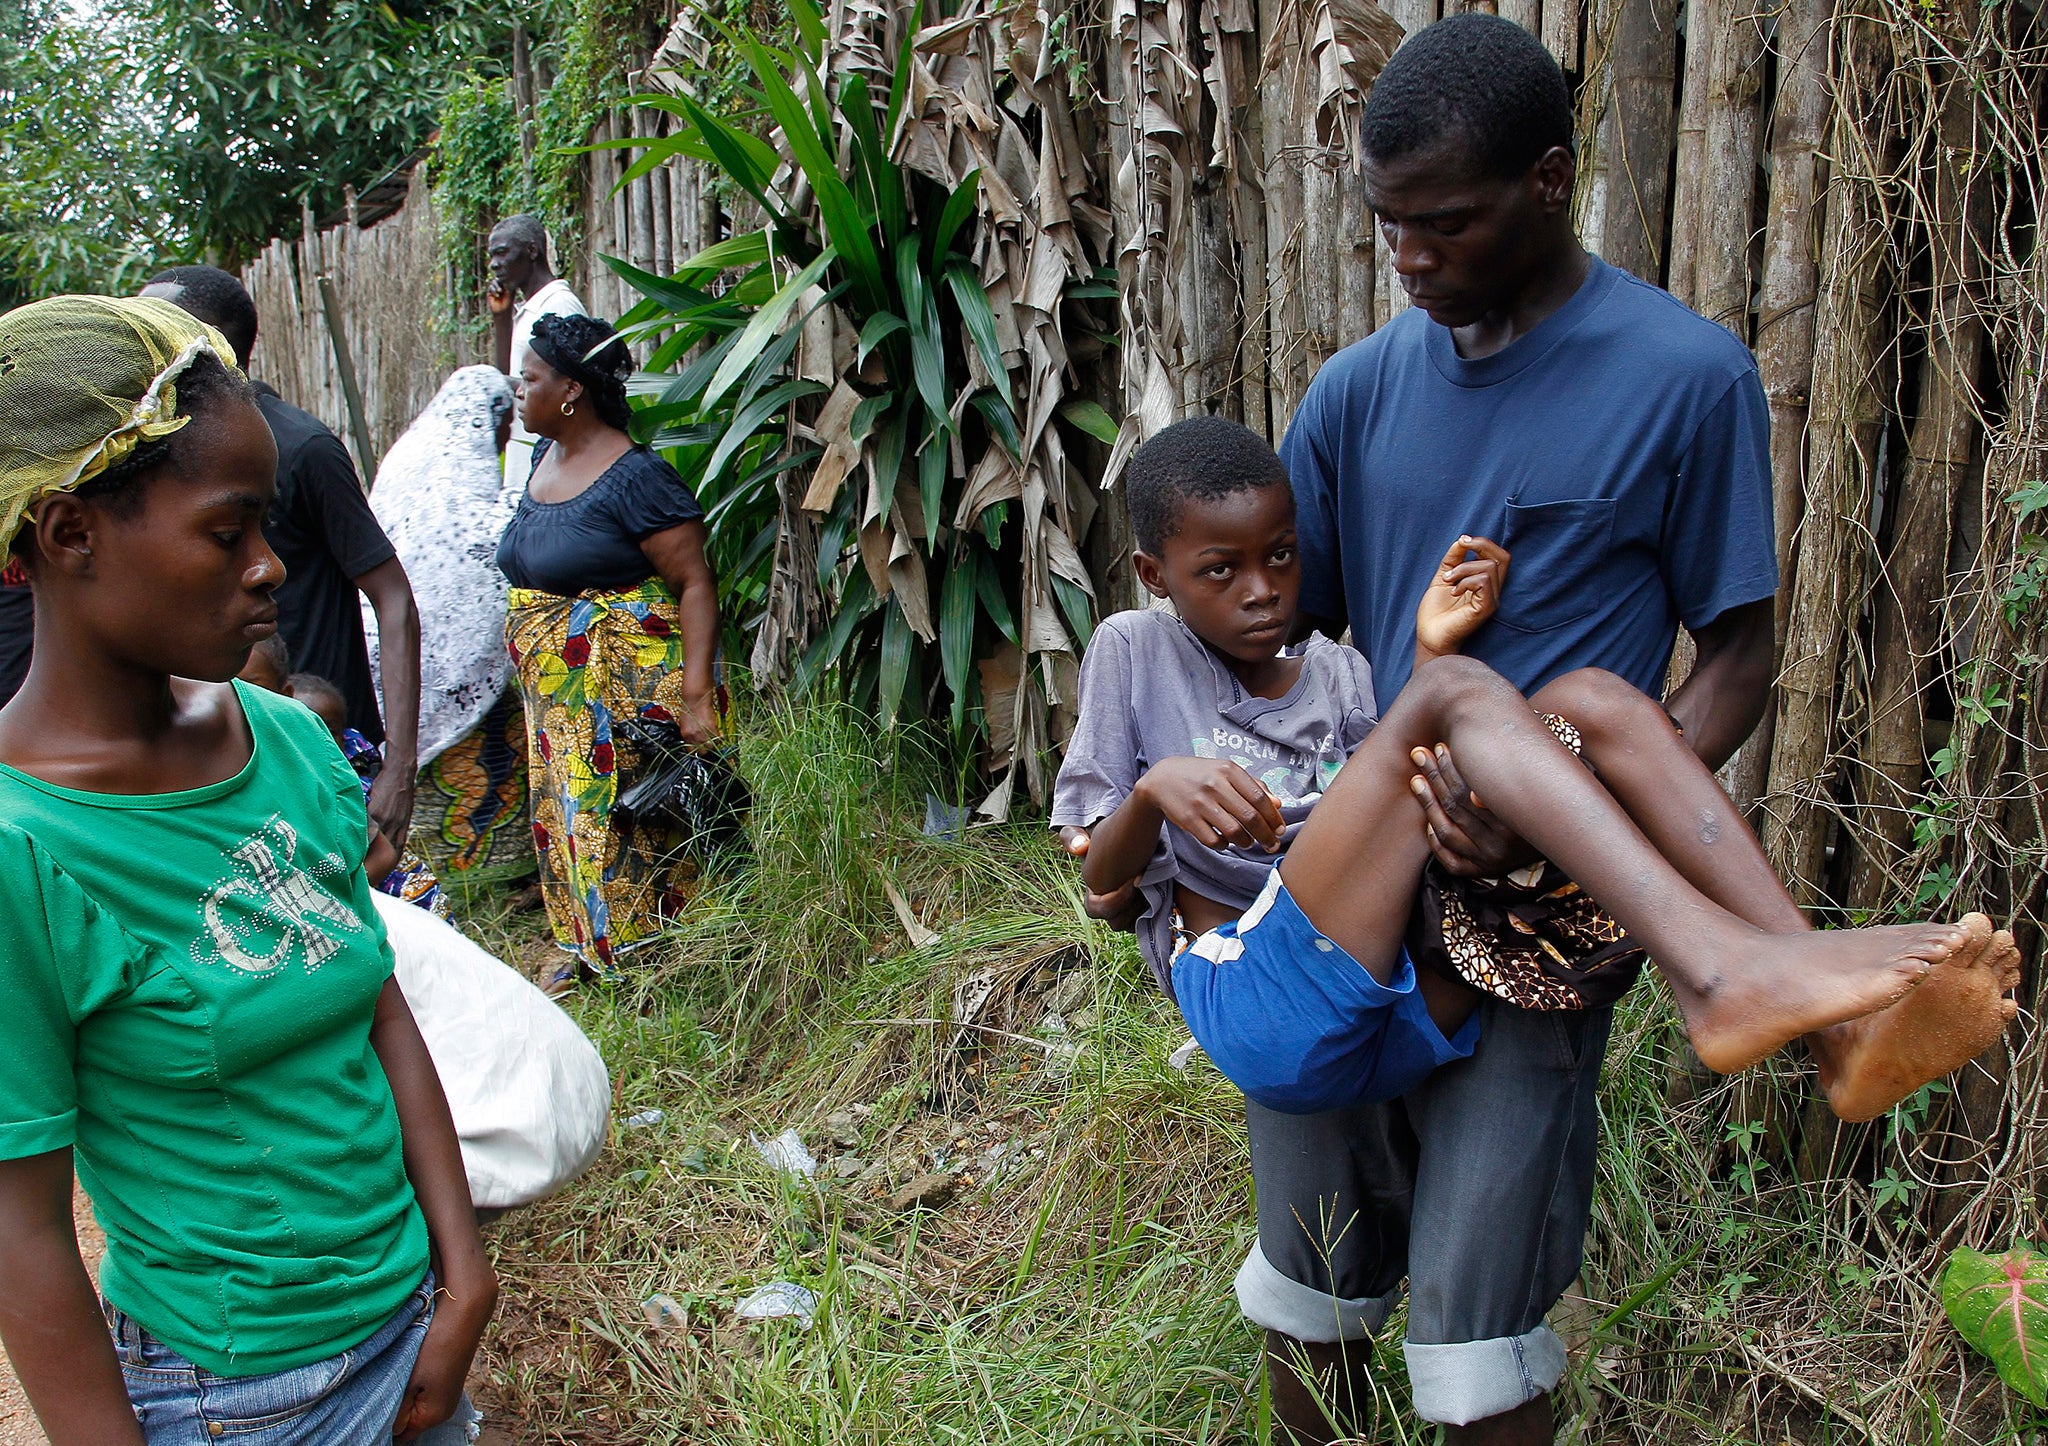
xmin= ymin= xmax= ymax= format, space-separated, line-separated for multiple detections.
xmin=497 ymin=313 xmax=719 ymax=983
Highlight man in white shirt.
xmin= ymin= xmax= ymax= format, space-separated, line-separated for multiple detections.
xmin=487 ymin=214 xmax=587 ymax=480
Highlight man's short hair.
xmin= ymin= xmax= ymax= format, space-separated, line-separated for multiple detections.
xmin=1127 ymin=415 xmax=1291 ymax=555
xmin=1361 ymin=13 xmax=1574 ymax=179
xmin=490 ymin=214 xmax=550 ymax=265
xmin=146 ymin=265 xmax=258 ymax=366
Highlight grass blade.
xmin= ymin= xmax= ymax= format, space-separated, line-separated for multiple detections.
xmin=940 ymin=554 xmax=975 ymax=730
xmin=879 ymin=596 xmax=913 ymax=725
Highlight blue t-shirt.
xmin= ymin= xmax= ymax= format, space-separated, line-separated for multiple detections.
xmin=1280 ymin=256 xmax=1778 ymax=702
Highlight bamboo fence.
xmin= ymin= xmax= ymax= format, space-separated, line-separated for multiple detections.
xmin=246 ymin=2 xmax=2047 ymax=1427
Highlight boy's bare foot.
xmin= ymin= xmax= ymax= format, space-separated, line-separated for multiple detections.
xmin=1811 ymin=924 xmax=2022 ymax=1122
xmin=1673 ymin=914 xmax=1993 ymax=1076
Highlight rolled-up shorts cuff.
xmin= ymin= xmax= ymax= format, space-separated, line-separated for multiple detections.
xmin=1234 ymin=1239 xmax=1396 ymax=1344
xmin=1403 ymin=1325 xmax=1568 ymax=1425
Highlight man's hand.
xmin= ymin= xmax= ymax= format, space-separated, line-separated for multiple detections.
xmin=1060 ymin=827 xmax=1141 ymax=930
xmin=1136 ymin=757 xmax=1285 ymax=853
xmin=1408 ymin=744 xmax=1541 ymax=877
xmin=1415 ymin=536 xmax=1510 ymax=659
xmin=485 ymin=277 xmax=513 ymax=317
xmin=392 ymin=1272 xmax=495 ymax=1441
xmin=367 ymin=767 xmax=417 ymax=858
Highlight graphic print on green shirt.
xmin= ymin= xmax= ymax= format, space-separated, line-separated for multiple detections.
xmin=0 ymin=682 xmax=428 ymax=1378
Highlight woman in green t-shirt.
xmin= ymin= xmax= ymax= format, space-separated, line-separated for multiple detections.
xmin=0 ymin=296 xmax=496 ymax=1443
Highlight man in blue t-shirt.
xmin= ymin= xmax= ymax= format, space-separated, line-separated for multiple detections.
xmin=1246 ymin=16 xmax=1778 ymax=1443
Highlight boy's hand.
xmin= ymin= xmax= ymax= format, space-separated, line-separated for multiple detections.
xmin=1408 ymin=743 xmax=1541 ymax=876
xmin=1060 ymin=826 xmax=1143 ymax=929
xmin=1137 ymin=757 xmax=1285 ymax=853
xmin=1415 ymin=536 xmax=1510 ymax=658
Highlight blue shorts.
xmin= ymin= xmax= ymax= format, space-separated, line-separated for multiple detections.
xmin=1171 ymin=869 xmax=1480 ymax=1114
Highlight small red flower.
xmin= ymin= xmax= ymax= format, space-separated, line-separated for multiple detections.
xmin=642 ymin=613 xmax=672 ymax=637
xmin=561 ymin=635 xmax=591 ymax=668
xmin=592 ymin=741 xmax=616 ymax=775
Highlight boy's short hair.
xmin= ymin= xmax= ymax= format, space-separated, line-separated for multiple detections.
xmin=287 ymin=671 xmax=346 ymax=721
xmin=248 ymin=633 xmax=289 ymax=677
xmin=1361 ymin=13 xmax=1574 ymax=179
xmin=1127 ymin=415 xmax=1291 ymax=554
xmin=145 ymin=265 xmax=259 ymax=366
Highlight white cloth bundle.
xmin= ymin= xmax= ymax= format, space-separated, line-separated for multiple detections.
xmin=371 ymin=891 xmax=611 ymax=1208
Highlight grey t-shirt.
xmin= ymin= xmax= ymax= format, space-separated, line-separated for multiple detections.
xmin=1051 ymin=608 xmax=1378 ymax=992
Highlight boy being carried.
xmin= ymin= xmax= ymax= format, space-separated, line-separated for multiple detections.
xmin=1054 ymin=416 xmax=2018 ymax=1120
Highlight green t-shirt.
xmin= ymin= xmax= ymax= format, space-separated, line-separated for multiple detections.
xmin=0 ymin=682 xmax=428 ymax=1377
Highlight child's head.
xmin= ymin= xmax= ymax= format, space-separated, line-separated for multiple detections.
xmin=1128 ymin=416 xmax=1298 ymax=663
xmin=237 ymin=633 xmax=290 ymax=694
xmin=286 ymin=671 xmax=349 ymax=740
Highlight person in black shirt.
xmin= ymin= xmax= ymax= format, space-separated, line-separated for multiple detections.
xmin=140 ymin=266 xmax=424 ymax=850
xmin=0 ymin=557 xmax=31 ymax=705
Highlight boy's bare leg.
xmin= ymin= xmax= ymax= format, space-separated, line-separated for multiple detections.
xmin=1284 ymin=657 xmax=1986 ymax=1075
xmin=1524 ymin=668 xmax=2018 ymax=1117
xmin=1524 ymin=669 xmax=1805 ymax=932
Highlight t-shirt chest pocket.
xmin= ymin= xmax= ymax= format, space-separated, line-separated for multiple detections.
xmin=1498 ymin=498 xmax=1618 ymax=633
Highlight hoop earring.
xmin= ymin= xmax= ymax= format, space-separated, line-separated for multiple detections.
xmin=560 ymin=401 xmax=576 ymax=417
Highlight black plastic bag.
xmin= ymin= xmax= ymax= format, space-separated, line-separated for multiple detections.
xmin=613 ymin=716 xmax=752 ymax=866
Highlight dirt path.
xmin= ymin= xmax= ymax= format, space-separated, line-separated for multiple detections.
xmin=0 ymin=1188 xmax=521 ymax=1444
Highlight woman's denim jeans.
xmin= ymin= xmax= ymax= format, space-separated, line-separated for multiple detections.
xmin=107 ymin=1273 xmax=480 ymax=1444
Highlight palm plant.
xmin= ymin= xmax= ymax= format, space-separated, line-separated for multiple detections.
xmin=603 ymin=0 xmax=1117 ymax=807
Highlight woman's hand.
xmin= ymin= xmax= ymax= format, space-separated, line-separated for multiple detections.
xmin=676 ymin=683 xmax=721 ymax=750
xmin=392 ymin=1269 xmax=496 ymax=1441
xmin=1415 ymin=536 xmax=1510 ymax=659
xmin=1136 ymin=757 xmax=1285 ymax=853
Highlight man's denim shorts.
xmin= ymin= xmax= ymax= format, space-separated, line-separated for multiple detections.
xmin=1171 ymin=868 xmax=1480 ymax=1113
xmin=107 ymin=1271 xmax=481 ymax=1444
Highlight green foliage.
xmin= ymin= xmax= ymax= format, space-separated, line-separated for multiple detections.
xmin=616 ymin=0 xmax=1088 ymax=741
xmin=0 ymin=0 xmax=517 ymax=296
xmin=431 ymin=76 xmax=524 ymax=309
xmin=1944 ymin=1245 xmax=2048 ymax=1408
xmin=136 ymin=0 xmax=514 ymax=266
xmin=0 ymin=1 xmax=170 ymax=300
xmin=527 ymin=0 xmax=650 ymax=261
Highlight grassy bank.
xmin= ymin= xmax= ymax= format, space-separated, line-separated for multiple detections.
xmin=451 ymin=700 xmax=2039 ymax=1444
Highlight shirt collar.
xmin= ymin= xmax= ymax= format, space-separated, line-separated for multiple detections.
xmin=514 ymin=279 xmax=569 ymax=322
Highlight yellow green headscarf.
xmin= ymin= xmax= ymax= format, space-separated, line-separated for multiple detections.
xmin=0 ymin=294 xmax=241 ymax=549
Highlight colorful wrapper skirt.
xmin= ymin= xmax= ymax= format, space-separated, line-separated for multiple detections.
xmin=411 ymin=688 xmax=537 ymax=887
xmin=506 ymin=578 xmax=698 ymax=971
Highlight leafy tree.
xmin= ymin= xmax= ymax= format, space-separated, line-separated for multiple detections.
xmin=0 ymin=0 xmax=170 ymax=302
xmin=137 ymin=0 xmax=517 ymax=267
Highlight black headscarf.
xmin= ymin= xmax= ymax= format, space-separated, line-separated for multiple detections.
xmin=528 ymin=312 xmax=635 ymax=432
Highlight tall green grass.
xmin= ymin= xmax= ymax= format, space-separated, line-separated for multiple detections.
xmin=455 ymin=699 xmax=2037 ymax=1445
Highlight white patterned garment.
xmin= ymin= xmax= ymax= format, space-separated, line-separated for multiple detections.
xmin=363 ymin=366 xmax=521 ymax=767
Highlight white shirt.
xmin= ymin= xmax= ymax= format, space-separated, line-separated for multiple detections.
xmin=505 ymin=278 xmax=587 ymax=480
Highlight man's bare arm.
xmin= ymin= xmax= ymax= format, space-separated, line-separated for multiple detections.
xmin=1665 ymin=597 xmax=1775 ymax=771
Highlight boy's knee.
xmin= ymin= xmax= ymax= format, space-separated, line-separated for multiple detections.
xmin=1534 ymin=668 xmax=1651 ymax=745
xmin=1407 ymin=653 xmax=1503 ymax=707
